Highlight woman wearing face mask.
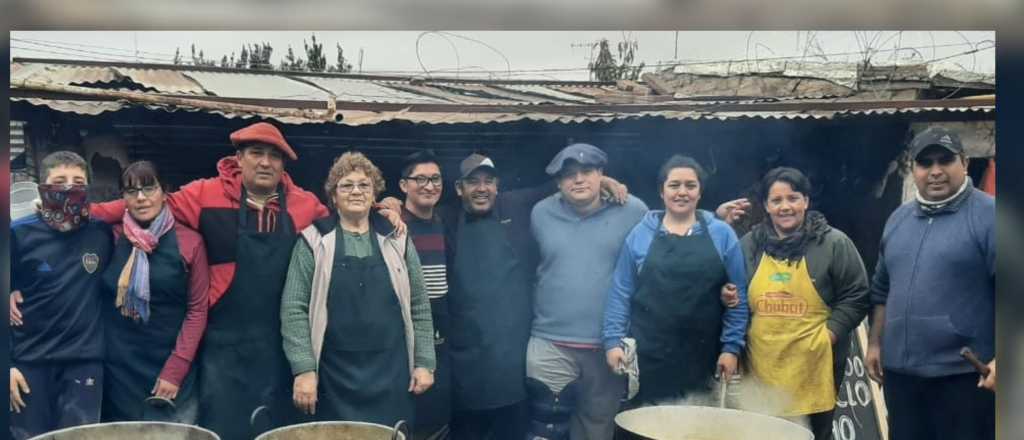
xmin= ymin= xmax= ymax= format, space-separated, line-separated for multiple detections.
xmin=100 ymin=161 xmax=210 ymax=424
xmin=736 ymin=167 xmax=869 ymax=440
xmin=281 ymin=152 xmax=434 ymax=427
xmin=603 ymin=154 xmax=749 ymax=405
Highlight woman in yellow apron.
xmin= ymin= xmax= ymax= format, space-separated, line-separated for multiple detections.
xmin=738 ymin=167 xmax=870 ymax=440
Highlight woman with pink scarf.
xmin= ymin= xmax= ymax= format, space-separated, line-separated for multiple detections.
xmin=100 ymin=161 xmax=210 ymax=424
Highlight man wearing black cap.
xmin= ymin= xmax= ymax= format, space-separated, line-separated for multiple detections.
xmin=865 ymin=127 xmax=994 ymax=440
xmin=525 ymin=143 xmax=647 ymax=440
xmin=442 ymin=153 xmax=543 ymax=440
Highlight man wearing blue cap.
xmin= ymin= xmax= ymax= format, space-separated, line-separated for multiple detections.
xmin=525 ymin=143 xmax=648 ymax=440
xmin=865 ymin=127 xmax=994 ymax=440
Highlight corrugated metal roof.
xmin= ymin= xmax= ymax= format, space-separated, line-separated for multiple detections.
xmin=10 ymin=58 xmax=996 ymax=127
xmin=183 ymin=71 xmax=333 ymax=100
xmin=11 ymin=95 xmax=995 ymax=126
xmin=303 ymin=77 xmax=449 ymax=104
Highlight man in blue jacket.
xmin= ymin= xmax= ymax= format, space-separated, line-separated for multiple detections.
xmin=866 ymin=127 xmax=995 ymax=440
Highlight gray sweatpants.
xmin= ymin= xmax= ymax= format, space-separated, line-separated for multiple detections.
xmin=525 ymin=336 xmax=625 ymax=440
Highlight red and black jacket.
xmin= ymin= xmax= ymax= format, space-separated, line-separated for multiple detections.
xmin=92 ymin=156 xmax=329 ymax=306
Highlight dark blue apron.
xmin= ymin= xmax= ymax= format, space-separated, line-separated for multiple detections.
xmin=315 ymin=227 xmax=413 ymax=426
xmin=197 ymin=187 xmax=298 ymax=440
xmin=448 ymin=212 xmax=531 ymax=411
xmin=629 ymin=214 xmax=727 ymax=403
xmin=101 ymin=228 xmax=194 ymax=422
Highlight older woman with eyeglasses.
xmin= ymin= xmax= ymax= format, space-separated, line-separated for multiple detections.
xmin=281 ymin=151 xmax=435 ymax=427
xmin=101 ymin=161 xmax=210 ymax=423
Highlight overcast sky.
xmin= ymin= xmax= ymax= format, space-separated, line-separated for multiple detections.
xmin=10 ymin=31 xmax=995 ymax=81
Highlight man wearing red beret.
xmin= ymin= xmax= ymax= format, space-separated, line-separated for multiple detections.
xmin=88 ymin=122 xmax=402 ymax=440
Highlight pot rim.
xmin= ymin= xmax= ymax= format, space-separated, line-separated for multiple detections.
xmin=26 ymin=421 xmax=220 ymax=440
xmin=254 ymin=420 xmax=406 ymax=440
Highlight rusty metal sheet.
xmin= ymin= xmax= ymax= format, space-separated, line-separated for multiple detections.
xmin=116 ymin=67 xmax=208 ymax=94
xmin=10 ymin=62 xmax=121 ymax=86
xmin=302 ymin=77 xmax=449 ymax=104
xmin=183 ymin=71 xmax=332 ymax=100
xmin=423 ymin=83 xmax=530 ymax=105
xmin=496 ymin=84 xmax=596 ymax=104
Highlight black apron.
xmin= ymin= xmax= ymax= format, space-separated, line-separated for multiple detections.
xmin=448 ymin=213 xmax=531 ymax=411
xmin=629 ymin=214 xmax=727 ymax=404
xmin=198 ymin=187 xmax=298 ymax=440
xmin=413 ymin=294 xmax=452 ymax=434
xmin=316 ymin=228 xmax=413 ymax=426
xmin=102 ymin=229 xmax=195 ymax=422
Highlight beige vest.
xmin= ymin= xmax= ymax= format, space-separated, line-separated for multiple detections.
xmin=300 ymin=224 xmax=414 ymax=375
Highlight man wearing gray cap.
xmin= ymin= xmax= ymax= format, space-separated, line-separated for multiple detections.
xmin=865 ymin=127 xmax=994 ymax=440
xmin=441 ymin=153 xmax=547 ymax=440
xmin=525 ymin=143 xmax=648 ymax=440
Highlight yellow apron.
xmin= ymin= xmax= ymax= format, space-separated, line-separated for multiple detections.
xmin=747 ymin=254 xmax=835 ymax=416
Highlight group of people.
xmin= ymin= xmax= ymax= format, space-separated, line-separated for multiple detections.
xmin=9 ymin=121 xmax=995 ymax=440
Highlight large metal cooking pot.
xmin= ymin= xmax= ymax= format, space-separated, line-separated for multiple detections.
xmin=255 ymin=420 xmax=408 ymax=440
xmin=27 ymin=422 xmax=219 ymax=440
xmin=615 ymin=406 xmax=813 ymax=440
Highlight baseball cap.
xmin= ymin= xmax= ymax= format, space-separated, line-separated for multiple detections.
xmin=909 ymin=127 xmax=964 ymax=159
xmin=459 ymin=153 xmax=496 ymax=180
xmin=545 ymin=143 xmax=608 ymax=176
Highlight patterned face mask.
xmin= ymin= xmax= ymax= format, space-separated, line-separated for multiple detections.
xmin=37 ymin=184 xmax=91 ymax=232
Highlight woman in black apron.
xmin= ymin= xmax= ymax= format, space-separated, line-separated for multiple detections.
xmin=197 ymin=184 xmax=299 ymax=440
xmin=281 ymin=152 xmax=436 ymax=427
xmin=603 ymin=155 xmax=750 ymax=404
xmin=101 ymin=161 xmax=210 ymax=423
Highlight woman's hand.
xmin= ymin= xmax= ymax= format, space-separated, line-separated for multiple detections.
xmin=409 ymin=368 xmax=434 ymax=395
xmin=599 ymin=177 xmax=629 ymax=205
xmin=10 ymin=367 xmax=30 ymax=413
xmin=717 ymin=352 xmax=739 ymax=379
xmin=376 ymin=197 xmax=403 ymax=213
xmin=720 ymin=283 xmax=739 ymax=308
xmin=293 ymin=371 xmax=318 ymax=415
xmin=865 ymin=342 xmax=884 ymax=384
xmin=376 ymin=205 xmax=407 ymax=237
xmin=10 ymin=291 xmax=24 ymax=326
xmin=716 ymin=198 xmax=751 ymax=225
xmin=151 ymin=378 xmax=180 ymax=400
xmin=978 ymin=359 xmax=996 ymax=391
xmin=606 ymin=346 xmax=627 ymax=373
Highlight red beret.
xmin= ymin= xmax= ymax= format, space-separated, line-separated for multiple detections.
xmin=229 ymin=122 xmax=298 ymax=160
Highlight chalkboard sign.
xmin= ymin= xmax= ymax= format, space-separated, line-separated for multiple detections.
xmin=832 ymin=323 xmax=888 ymax=440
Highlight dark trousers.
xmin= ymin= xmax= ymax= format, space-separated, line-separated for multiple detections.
xmin=883 ymin=369 xmax=994 ymax=440
xmin=450 ymin=401 xmax=528 ymax=440
xmin=10 ymin=361 xmax=104 ymax=440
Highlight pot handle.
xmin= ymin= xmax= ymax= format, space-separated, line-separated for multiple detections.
xmin=392 ymin=420 xmax=409 ymax=440
xmin=144 ymin=395 xmax=177 ymax=410
xmin=250 ymin=405 xmax=270 ymax=431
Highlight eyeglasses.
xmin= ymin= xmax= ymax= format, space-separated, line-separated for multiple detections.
xmin=337 ymin=182 xmax=373 ymax=193
xmin=123 ymin=185 xmax=160 ymax=197
xmin=404 ymin=174 xmax=442 ymax=187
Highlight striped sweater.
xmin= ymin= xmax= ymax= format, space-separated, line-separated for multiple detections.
xmin=403 ymin=208 xmax=448 ymax=300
